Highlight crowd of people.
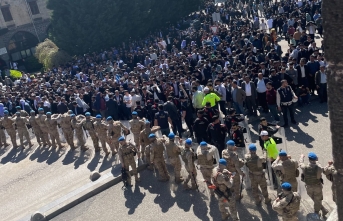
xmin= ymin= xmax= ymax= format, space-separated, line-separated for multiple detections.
xmin=0 ymin=0 xmax=334 ymax=220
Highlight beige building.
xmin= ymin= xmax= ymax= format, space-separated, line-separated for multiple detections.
xmin=0 ymin=0 xmax=51 ymax=69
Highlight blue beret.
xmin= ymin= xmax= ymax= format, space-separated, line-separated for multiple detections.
xmin=148 ymin=133 xmax=156 ymax=138
xmin=30 ymin=110 xmax=35 ymax=113
xmin=219 ymin=159 xmax=227 ymax=166
xmin=279 ymin=150 xmax=287 ymax=156
xmin=85 ymin=112 xmax=91 ymax=116
xmin=145 ymin=120 xmax=150 ymax=124
xmin=46 ymin=112 xmax=52 ymax=115
xmin=38 ymin=108 xmax=44 ymax=111
xmin=132 ymin=111 xmax=138 ymax=115
xmin=226 ymin=140 xmax=235 ymax=146
xmin=106 ymin=116 xmax=113 ymax=121
xmin=16 ymin=112 xmax=20 ymax=114
xmin=16 ymin=106 xmax=21 ymax=109
xmin=308 ymin=152 xmax=317 ymax=160
xmin=70 ymin=114 xmax=75 ymax=117
xmin=185 ymin=139 xmax=192 ymax=145
xmin=281 ymin=182 xmax=292 ymax=190
xmin=4 ymin=110 xmax=9 ymax=114
xmin=168 ymin=132 xmax=175 ymax=139
xmin=96 ymin=114 xmax=102 ymax=119
xmin=249 ymin=144 xmax=257 ymax=151
xmin=118 ymin=136 xmax=125 ymax=141
xmin=200 ymin=141 xmax=207 ymax=146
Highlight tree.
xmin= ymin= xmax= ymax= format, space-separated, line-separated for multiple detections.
xmin=47 ymin=0 xmax=202 ymax=55
xmin=35 ymin=39 xmax=71 ymax=69
xmin=322 ymin=0 xmax=343 ymax=219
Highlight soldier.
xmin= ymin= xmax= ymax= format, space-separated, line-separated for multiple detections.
xmin=36 ymin=108 xmax=51 ymax=146
xmin=323 ymin=160 xmax=336 ymax=202
xmin=299 ymin=152 xmax=328 ymax=217
xmin=192 ymin=110 xmax=210 ymax=143
xmin=60 ymin=110 xmax=75 ymax=149
xmin=139 ymin=120 xmax=160 ymax=168
xmin=272 ymin=182 xmax=301 ymax=221
xmin=107 ymin=116 xmax=129 ymax=156
xmin=272 ymin=150 xmax=299 ymax=192
xmin=93 ymin=115 xmax=110 ymax=156
xmin=149 ymin=133 xmax=170 ymax=182
xmin=16 ymin=106 xmax=29 ymax=117
xmin=2 ymin=110 xmax=17 ymax=148
xmin=14 ymin=112 xmax=33 ymax=147
xmin=181 ymin=138 xmax=197 ymax=190
xmin=29 ymin=110 xmax=44 ymax=145
xmin=45 ymin=112 xmax=64 ymax=149
xmin=245 ymin=144 xmax=271 ymax=204
xmin=129 ymin=111 xmax=145 ymax=148
xmin=0 ymin=117 xmax=8 ymax=147
xmin=118 ymin=136 xmax=140 ymax=185
xmin=222 ymin=140 xmax=245 ymax=201
xmin=71 ymin=114 xmax=88 ymax=151
xmin=164 ymin=132 xmax=183 ymax=183
xmin=197 ymin=141 xmax=217 ymax=196
xmin=212 ymin=159 xmax=239 ymax=221
xmin=82 ymin=112 xmax=100 ymax=151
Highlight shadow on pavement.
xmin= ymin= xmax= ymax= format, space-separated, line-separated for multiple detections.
xmin=29 ymin=145 xmax=52 ymax=163
xmin=62 ymin=149 xmax=79 ymax=165
xmin=0 ymin=145 xmax=12 ymax=157
xmin=87 ymin=153 xmax=101 ymax=172
xmin=46 ymin=148 xmax=67 ymax=165
xmin=124 ymin=183 xmax=146 ymax=215
xmin=74 ymin=149 xmax=92 ymax=169
xmin=1 ymin=144 xmax=35 ymax=164
xmin=98 ymin=156 xmax=113 ymax=173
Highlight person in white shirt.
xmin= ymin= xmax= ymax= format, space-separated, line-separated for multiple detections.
xmin=260 ymin=19 xmax=268 ymax=32
xmin=255 ymin=73 xmax=269 ymax=113
xmin=267 ymin=17 xmax=274 ymax=31
xmin=130 ymin=90 xmax=142 ymax=110
xmin=123 ymin=90 xmax=132 ymax=120
xmin=242 ymin=75 xmax=257 ymax=116
xmin=315 ymin=65 xmax=327 ymax=103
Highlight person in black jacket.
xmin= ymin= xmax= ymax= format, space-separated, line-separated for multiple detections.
xmin=224 ymin=108 xmax=245 ymax=131
xmin=106 ymin=93 xmax=119 ymax=120
xmin=193 ymin=110 xmax=210 ymax=144
xmin=164 ymin=96 xmax=183 ymax=137
xmin=258 ymin=117 xmax=279 ymax=149
xmin=207 ymin=115 xmax=227 ymax=158
xmin=134 ymin=101 xmax=147 ymax=119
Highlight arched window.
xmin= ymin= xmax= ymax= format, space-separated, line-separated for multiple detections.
xmin=8 ymin=31 xmax=39 ymax=61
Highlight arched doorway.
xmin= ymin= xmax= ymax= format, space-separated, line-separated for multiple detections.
xmin=7 ymin=31 xmax=39 ymax=63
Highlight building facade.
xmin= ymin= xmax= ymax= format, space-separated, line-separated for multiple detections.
xmin=0 ymin=0 xmax=51 ymax=70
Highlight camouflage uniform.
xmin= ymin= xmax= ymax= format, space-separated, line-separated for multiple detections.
xmin=2 ymin=116 xmax=17 ymax=148
xmin=299 ymin=157 xmax=327 ymax=215
xmin=150 ymin=137 xmax=170 ymax=181
xmin=181 ymin=145 xmax=197 ymax=189
xmin=245 ymin=152 xmax=270 ymax=204
xmin=0 ymin=119 xmax=8 ymax=146
xmin=197 ymin=144 xmax=217 ymax=195
xmin=164 ymin=137 xmax=183 ymax=183
xmin=129 ymin=118 xmax=145 ymax=147
xmin=272 ymin=190 xmax=300 ymax=221
xmin=139 ymin=125 xmax=159 ymax=167
xmin=29 ymin=113 xmax=44 ymax=145
xmin=93 ymin=119 xmax=110 ymax=154
xmin=36 ymin=113 xmax=51 ymax=146
xmin=14 ymin=114 xmax=33 ymax=147
xmin=107 ymin=121 xmax=128 ymax=155
xmin=212 ymin=167 xmax=238 ymax=221
xmin=118 ymin=141 xmax=139 ymax=185
xmin=60 ymin=113 xmax=75 ymax=149
xmin=82 ymin=118 xmax=99 ymax=151
xmin=71 ymin=116 xmax=87 ymax=150
xmin=45 ymin=114 xmax=63 ymax=148
xmin=323 ymin=163 xmax=336 ymax=202
xmin=272 ymin=158 xmax=299 ymax=192
xmin=222 ymin=148 xmax=244 ymax=200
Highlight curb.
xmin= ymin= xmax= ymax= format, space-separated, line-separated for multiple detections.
xmin=19 ymin=162 xmax=147 ymax=221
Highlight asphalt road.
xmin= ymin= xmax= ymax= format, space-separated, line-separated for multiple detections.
xmin=53 ymin=101 xmax=333 ymax=221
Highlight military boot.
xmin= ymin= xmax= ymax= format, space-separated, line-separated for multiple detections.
xmin=175 ymin=177 xmax=184 ymax=183
xmin=321 ymin=207 xmax=329 ymax=217
xmin=221 ymin=212 xmax=230 ymax=220
xmin=135 ymin=175 xmax=140 ymax=182
xmin=264 ymin=197 xmax=271 ymax=204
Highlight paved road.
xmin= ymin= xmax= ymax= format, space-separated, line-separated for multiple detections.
xmin=0 ymin=121 xmax=134 ymax=221
xmin=53 ymin=101 xmax=333 ymax=221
